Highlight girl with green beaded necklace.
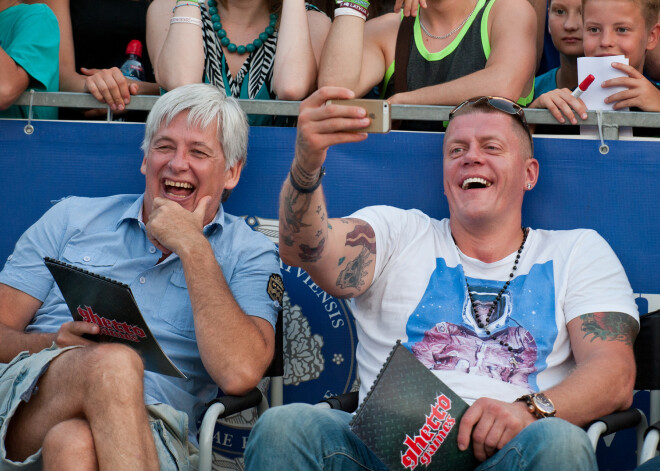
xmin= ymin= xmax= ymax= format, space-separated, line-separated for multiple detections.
xmin=147 ymin=0 xmax=330 ymax=126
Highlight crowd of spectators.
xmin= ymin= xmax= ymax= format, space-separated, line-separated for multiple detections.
xmin=0 ymin=0 xmax=659 ymax=131
xmin=0 ymin=1 xmax=658 ymax=469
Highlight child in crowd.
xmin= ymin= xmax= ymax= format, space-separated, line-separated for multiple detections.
xmin=531 ymin=0 xmax=660 ymax=124
xmin=0 ymin=0 xmax=59 ymax=120
xmin=646 ymin=32 xmax=660 ymax=84
xmin=642 ymin=11 xmax=659 ymax=83
xmin=533 ymin=0 xmax=584 ymax=98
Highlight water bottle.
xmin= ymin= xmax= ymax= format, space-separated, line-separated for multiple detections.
xmin=119 ymin=40 xmax=146 ymax=81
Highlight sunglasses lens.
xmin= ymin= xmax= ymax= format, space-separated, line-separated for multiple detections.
xmin=487 ymin=98 xmax=530 ymax=136
xmin=486 ymin=98 xmax=520 ymax=116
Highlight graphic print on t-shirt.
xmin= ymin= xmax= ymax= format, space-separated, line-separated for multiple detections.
xmin=405 ymin=258 xmax=556 ymax=392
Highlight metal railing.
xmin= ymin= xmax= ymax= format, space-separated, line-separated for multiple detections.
xmin=11 ymin=91 xmax=660 ymax=142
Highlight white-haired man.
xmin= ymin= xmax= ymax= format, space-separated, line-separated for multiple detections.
xmin=0 ymin=83 xmax=281 ymax=470
xmin=245 ymin=87 xmax=639 ymax=470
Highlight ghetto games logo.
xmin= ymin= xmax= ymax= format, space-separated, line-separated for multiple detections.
xmin=77 ymin=306 xmax=146 ymax=342
xmin=401 ymin=394 xmax=457 ymax=470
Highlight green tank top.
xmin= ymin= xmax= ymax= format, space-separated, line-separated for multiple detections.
xmin=381 ymin=0 xmax=533 ymax=131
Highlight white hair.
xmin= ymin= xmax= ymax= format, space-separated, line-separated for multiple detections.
xmin=141 ymin=83 xmax=249 ymax=170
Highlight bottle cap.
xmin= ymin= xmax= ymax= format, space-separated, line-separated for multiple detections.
xmin=125 ymin=40 xmax=143 ymax=58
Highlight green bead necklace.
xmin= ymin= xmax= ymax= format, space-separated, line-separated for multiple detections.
xmin=207 ymin=0 xmax=278 ymax=55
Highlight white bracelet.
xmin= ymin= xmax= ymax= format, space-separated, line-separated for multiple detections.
xmin=334 ymin=7 xmax=367 ymax=20
xmin=170 ymin=16 xmax=203 ymax=28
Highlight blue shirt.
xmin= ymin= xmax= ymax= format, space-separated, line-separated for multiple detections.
xmin=533 ymin=67 xmax=559 ymax=100
xmin=0 ymin=194 xmax=281 ymax=442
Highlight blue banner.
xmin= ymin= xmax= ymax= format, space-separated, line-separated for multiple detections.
xmin=1 ymin=119 xmax=658 ymax=469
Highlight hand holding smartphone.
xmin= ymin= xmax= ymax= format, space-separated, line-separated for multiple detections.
xmin=326 ymin=99 xmax=391 ymax=133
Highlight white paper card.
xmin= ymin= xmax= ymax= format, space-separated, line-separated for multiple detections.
xmin=577 ymin=55 xmax=629 ymax=111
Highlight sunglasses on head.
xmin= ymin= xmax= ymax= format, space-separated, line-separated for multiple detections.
xmin=449 ymin=96 xmax=533 ymax=148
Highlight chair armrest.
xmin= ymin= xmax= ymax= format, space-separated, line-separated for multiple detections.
xmin=208 ymin=388 xmax=265 ymax=417
xmin=586 ymin=408 xmax=644 ymax=450
xmin=641 ymin=419 xmax=660 ymax=464
xmin=198 ymin=388 xmax=265 ymax=471
xmin=316 ymin=391 xmax=359 ymax=413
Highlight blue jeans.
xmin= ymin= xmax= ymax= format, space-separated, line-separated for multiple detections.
xmin=636 ymin=456 xmax=660 ymax=470
xmin=244 ymin=403 xmax=597 ymax=471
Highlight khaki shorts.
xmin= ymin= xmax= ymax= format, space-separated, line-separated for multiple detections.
xmin=0 ymin=344 xmax=198 ymax=471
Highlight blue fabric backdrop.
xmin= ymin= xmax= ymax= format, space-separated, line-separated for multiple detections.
xmin=1 ymin=119 xmax=658 ymax=469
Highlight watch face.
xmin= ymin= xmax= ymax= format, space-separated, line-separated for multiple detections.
xmin=533 ymin=394 xmax=555 ymax=414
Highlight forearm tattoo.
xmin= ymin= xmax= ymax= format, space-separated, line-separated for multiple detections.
xmin=336 ymin=223 xmax=376 ymax=291
xmin=580 ymin=312 xmax=638 ymax=346
xmin=293 ymin=159 xmax=320 ymax=186
xmin=281 ymin=185 xmax=312 ymax=247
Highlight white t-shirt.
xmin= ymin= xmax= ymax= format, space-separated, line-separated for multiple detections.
xmin=350 ymin=206 xmax=638 ymax=405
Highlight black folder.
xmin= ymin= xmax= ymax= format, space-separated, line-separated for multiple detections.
xmin=350 ymin=341 xmax=478 ymax=471
xmin=45 ymin=257 xmax=185 ymax=378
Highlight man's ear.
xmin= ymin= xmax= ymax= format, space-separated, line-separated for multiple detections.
xmin=140 ymin=155 xmax=148 ymax=175
xmin=223 ymin=160 xmax=244 ymax=192
xmin=646 ymin=23 xmax=660 ymax=51
xmin=525 ymin=157 xmax=540 ymax=190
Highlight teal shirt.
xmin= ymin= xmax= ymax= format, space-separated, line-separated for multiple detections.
xmin=0 ymin=3 xmax=59 ymax=120
xmin=533 ymin=67 xmax=559 ymax=100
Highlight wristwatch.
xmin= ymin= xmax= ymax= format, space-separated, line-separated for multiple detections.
xmin=516 ymin=392 xmax=556 ymax=419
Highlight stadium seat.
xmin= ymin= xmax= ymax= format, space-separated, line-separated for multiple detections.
xmin=198 ymin=308 xmax=284 ymax=471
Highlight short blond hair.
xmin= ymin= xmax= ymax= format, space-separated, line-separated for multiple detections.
xmin=582 ymin=0 xmax=660 ymax=30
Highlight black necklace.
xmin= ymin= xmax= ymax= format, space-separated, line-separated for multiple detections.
xmin=462 ymin=226 xmax=528 ymax=351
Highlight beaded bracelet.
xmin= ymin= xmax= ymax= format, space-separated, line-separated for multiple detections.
xmin=170 ymin=16 xmax=203 ymax=28
xmin=173 ymin=2 xmax=201 ymax=12
xmin=177 ymin=0 xmax=203 ymax=4
xmin=289 ymin=167 xmax=325 ymax=194
xmin=335 ymin=6 xmax=367 ymax=20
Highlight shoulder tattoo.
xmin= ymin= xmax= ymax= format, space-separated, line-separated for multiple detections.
xmin=336 ymin=247 xmax=373 ymax=291
xmin=580 ymin=312 xmax=638 ymax=346
xmin=344 ymin=221 xmax=376 ymax=254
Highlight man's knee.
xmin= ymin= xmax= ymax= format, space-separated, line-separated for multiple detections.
xmin=84 ymin=343 xmax=145 ymax=385
xmin=246 ymin=404 xmax=383 ymax=471
xmin=248 ymin=403 xmax=350 ymax=450
xmin=250 ymin=404 xmax=320 ymax=441
xmin=42 ymin=419 xmax=97 ymax=469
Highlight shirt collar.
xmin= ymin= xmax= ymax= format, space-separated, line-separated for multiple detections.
xmin=117 ymin=194 xmax=225 ymax=234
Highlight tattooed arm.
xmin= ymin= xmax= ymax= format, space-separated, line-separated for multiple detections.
xmin=541 ymin=312 xmax=638 ymax=426
xmin=279 ymin=86 xmax=378 ymax=298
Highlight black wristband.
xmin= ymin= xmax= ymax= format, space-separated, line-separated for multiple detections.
xmin=289 ymin=167 xmax=325 ymax=194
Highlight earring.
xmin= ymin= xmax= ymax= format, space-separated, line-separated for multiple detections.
xmin=526 ymin=183 xmax=532 ymax=190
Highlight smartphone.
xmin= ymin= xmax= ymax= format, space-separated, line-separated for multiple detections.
xmin=326 ymin=99 xmax=391 ymax=133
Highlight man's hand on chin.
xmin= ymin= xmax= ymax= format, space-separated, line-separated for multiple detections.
xmin=146 ymin=196 xmax=212 ymax=256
